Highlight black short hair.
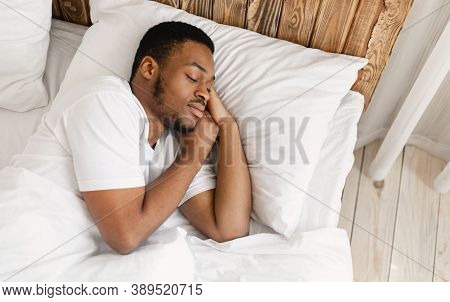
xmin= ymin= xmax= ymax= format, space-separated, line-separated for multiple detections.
xmin=130 ymin=21 xmax=215 ymax=80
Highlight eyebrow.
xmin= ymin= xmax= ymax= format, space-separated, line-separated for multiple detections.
xmin=187 ymin=62 xmax=216 ymax=81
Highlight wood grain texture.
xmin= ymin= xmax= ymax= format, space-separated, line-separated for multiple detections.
xmin=50 ymin=0 xmax=413 ymax=108
xmin=52 ymin=0 xmax=62 ymax=19
xmin=339 ymin=147 xmax=364 ymax=240
xmin=389 ymin=146 xmax=442 ymax=281
xmin=351 ymin=140 xmax=402 ymax=281
xmin=415 ymin=72 xmax=450 ymax=151
xmin=57 ymin=0 xmax=91 ymax=26
xmin=213 ymin=0 xmax=248 ymax=27
xmin=245 ymin=0 xmax=284 ymax=37
xmin=309 ymin=0 xmax=360 ymax=53
xmin=181 ymin=0 xmax=214 ymax=19
xmin=346 ymin=144 xmax=448 ymax=281
xmin=351 ymin=0 xmax=414 ymax=108
xmin=434 ymin=191 xmax=450 ymax=282
xmin=343 ymin=0 xmax=384 ymax=57
xmin=276 ymin=0 xmax=321 ymax=46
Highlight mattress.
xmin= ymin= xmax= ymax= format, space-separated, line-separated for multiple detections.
xmin=0 ymin=20 xmax=364 ymax=281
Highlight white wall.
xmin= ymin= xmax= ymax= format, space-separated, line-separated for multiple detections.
xmin=356 ymin=0 xmax=450 ymax=161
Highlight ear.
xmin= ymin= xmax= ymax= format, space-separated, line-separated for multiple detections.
xmin=139 ymin=56 xmax=158 ymax=80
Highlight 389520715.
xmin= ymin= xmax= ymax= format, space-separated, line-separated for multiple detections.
xmin=130 ymin=283 xmax=203 ymax=296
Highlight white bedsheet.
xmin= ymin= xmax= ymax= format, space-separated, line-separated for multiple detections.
xmin=0 ymin=165 xmax=352 ymax=282
xmin=0 ymin=20 xmax=363 ymax=281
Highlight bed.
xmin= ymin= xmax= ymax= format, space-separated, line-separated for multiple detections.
xmin=0 ymin=0 xmax=413 ymax=281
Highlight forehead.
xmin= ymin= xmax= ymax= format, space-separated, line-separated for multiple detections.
xmin=168 ymin=41 xmax=215 ymax=74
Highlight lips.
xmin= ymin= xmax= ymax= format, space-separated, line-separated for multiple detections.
xmin=187 ymin=103 xmax=205 ymax=119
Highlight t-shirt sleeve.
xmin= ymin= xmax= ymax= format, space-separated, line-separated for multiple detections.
xmin=61 ymin=92 xmax=145 ymax=192
xmin=178 ymin=144 xmax=217 ymax=207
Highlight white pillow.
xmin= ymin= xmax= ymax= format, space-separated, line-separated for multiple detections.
xmin=249 ymin=91 xmax=365 ymax=235
xmin=0 ymin=0 xmax=51 ymax=111
xmin=59 ymin=0 xmax=368 ymax=238
xmin=296 ymin=91 xmax=365 ymax=232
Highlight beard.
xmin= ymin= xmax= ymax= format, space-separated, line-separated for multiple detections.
xmin=153 ymin=73 xmax=194 ymax=134
xmin=153 ymin=73 xmax=165 ymax=105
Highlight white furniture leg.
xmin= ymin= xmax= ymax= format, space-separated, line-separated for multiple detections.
xmin=434 ymin=162 xmax=450 ymax=193
xmin=368 ymin=22 xmax=450 ymax=182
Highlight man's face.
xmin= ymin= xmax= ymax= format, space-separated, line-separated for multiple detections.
xmin=151 ymin=40 xmax=215 ymax=133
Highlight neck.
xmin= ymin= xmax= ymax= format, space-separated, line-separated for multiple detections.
xmin=130 ymin=79 xmax=166 ymax=147
xmin=144 ymin=106 xmax=165 ymax=147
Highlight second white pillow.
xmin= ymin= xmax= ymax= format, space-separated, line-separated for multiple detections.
xmin=0 ymin=0 xmax=51 ymax=111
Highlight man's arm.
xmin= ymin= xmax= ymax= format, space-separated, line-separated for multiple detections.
xmin=82 ymin=112 xmax=218 ymax=255
xmin=214 ymin=121 xmax=252 ymax=240
xmin=179 ymin=88 xmax=252 ymax=242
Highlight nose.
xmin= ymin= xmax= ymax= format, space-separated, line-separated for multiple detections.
xmin=195 ymin=84 xmax=210 ymax=105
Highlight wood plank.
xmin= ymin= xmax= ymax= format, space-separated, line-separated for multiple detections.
xmin=276 ymin=0 xmax=321 ymax=46
xmin=154 ymin=0 xmax=180 ymax=9
xmin=277 ymin=0 xmax=320 ymax=46
xmin=351 ymin=140 xmax=402 ymax=281
xmin=308 ymin=0 xmax=360 ymax=53
xmin=351 ymin=0 xmax=414 ymax=108
xmin=415 ymin=73 xmax=450 ymax=152
xmin=180 ymin=0 xmax=214 ymax=19
xmin=389 ymin=146 xmax=442 ymax=281
xmin=245 ymin=0 xmax=284 ymax=37
xmin=213 ymin=0 xmax=248 ymax=28
xmin=343 ymin=0 xmax=384 ymax=57
xmin=434 ymin=190 xmax=450 ymax=282
xmin=57 ymin=0 xmax=91 ymax=26
xmin=434 ymin=275 xmax=446 ymax=282
xmin=52 ymin=0 xmax=62 ymax=19
xmin=339 ymin=147 xmax=364 ymax=240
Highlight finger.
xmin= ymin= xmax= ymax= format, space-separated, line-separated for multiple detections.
xmin=204 ymin=109 xmax=212 ymax=117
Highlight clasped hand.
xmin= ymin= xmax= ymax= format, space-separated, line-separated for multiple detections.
xmin=178 ymin=85 xmax=235 ymax=165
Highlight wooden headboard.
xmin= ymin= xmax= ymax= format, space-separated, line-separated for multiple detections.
xmin=51 ymin=0 xmax=413 ymax=108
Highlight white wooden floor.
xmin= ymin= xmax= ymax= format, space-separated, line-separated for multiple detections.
xmin=339 ymin=140 xmax=449 ymax=282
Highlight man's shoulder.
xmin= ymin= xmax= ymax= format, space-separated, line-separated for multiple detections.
xmin=54 ymin=75 xmax=135 ymax=109
xmin=68 ymin=75 xmax=132 ymax=97
xmin=46 ymin=75 xmax=139 ymax=127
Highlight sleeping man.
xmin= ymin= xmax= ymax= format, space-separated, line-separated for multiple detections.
xmin=9 ymin=22 xmax=252 ymax=254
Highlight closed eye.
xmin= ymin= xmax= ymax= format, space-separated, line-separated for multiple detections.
xmin=186 ymin=74 xmax=211 ymax=93
xmin=186 ymin=74 xmax=198 ymax=82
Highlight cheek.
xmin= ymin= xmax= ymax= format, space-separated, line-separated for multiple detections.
xmin=165 ymin=80 xmax=193 ymax=112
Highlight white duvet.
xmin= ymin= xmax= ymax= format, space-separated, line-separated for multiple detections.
xmin=0 ymin=165 xmax=351 ymax=282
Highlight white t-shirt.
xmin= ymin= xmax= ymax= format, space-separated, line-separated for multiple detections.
xmin=10 ymin=75 xmax=216 ymax=207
